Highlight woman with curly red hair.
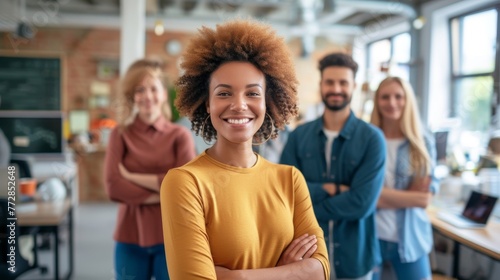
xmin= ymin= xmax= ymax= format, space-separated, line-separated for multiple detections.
xmin=160 ymin=20 xmax=329 ymax=280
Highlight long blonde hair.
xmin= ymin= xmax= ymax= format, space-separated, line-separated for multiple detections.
xmin=116 ymin=58 xmax=172 ymax=127
xmin=370 ymin=76 xmax=430 ymax=176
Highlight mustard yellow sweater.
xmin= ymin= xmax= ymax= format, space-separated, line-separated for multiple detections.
xmin=160 ymin=152 xmax=329 ymax=279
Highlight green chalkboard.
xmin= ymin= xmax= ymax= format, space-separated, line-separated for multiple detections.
xmin=0 ymin=114 xmax=63 ymax=154
xmin=0 ymin=56 xmax=61 ymax=110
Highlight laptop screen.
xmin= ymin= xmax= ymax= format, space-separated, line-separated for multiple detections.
xmin=462 ymin=191 xmax=498 ymax=224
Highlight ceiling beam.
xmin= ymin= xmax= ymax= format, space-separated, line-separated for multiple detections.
xmin=318 ymin=6 xmax=356 ymax=24
xmin=336 ymin=0 xmax=416 ymax=19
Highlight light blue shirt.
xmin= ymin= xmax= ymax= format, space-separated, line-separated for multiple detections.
xmin=388 ymin=134 xmax=439 ymax=263
xmin=280 ymin=111 xmax=386 ymax=279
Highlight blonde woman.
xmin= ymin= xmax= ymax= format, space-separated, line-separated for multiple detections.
xmin=370 ymin=77 xmax=438 ymax=280
xmin=104 ymin=58 xmax=195 ymax=280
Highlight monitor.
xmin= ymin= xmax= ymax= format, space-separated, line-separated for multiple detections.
xmin=0 ymin=111 xmax=64 ymax=155
xmin=434 ymin=130 xmax=449 ymax=163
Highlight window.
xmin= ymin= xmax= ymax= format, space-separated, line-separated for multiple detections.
xmin=367 ymin=32 xmax=412 ymax=92
xmin=450 ymin=8 xmax=499 ymax=132
xmin=361 ymin=32 xmax=412 ymax=121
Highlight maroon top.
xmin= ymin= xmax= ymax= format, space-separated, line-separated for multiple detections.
xmin=104 ymin=116 xmax=195 ymax=247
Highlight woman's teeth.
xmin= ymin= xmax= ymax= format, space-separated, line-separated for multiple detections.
xmin=227 ymin=118 xmax=250 ymax=124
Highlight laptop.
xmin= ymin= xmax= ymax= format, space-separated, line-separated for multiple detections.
xmin=438 ymin=190 xmax=498 ymax=228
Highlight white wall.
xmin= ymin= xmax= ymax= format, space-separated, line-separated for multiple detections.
xmin=420 ymin=0 xmax=499 ymax=127
xmin=353 ymin=0 xmax=498 ymax=128
xmin=421 ymin=2 xmax=499 ymax=278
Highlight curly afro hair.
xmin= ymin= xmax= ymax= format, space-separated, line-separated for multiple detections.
xmin=175 ymin=19 xmax=299 ymax=143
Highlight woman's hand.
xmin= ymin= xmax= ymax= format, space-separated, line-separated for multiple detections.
xmin=276 ymin=234 xmax=317 ymax=266
xmin=408 ymin=176 xmax=431 ymax=192
xmin=214 ymin=266 xmax=229 ymax=279
xmin=118 ymin=163 xmax=161 ymax=192
xmin=119 ymin=163 xmax=131 ymax=180
xmin=143 ymin=193 xmax=161 ymax=204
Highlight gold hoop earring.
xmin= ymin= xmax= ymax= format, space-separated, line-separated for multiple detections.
xmin=200 ymin=114 xmax=215 ymax=146
xmin=252 ymin=113 xmax=274 ymax=146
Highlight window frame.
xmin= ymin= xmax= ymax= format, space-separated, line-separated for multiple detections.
xmin=448 ymin=5 xmax=500 ymax=126
xmin=366 ymin=31 xmax=412 ymax=88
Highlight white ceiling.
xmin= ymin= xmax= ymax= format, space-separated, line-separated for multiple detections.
xmin=0 ymin=0 xmax=424 ymax=54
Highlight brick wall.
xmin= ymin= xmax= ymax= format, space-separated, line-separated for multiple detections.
xmin=0 ymin=27 xmax=191 ymax=122
xmin=0 ymin=27 xmax=352 ymax=125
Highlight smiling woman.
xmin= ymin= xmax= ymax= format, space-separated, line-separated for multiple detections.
xmin=174 ymin=22 xmax=298 ymax=144
xmin=160 ymin=20 xmax=330 ymax=280
xmin=208 ymin=61 xmax=267 ymax=149
xmin=370 ymin=76 xmax=437 ymax=280
xmin=104 ymin=58 xmax=196 ymax=280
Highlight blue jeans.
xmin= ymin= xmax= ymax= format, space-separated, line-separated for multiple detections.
xmin=115 ymin=242 xmax=169 ymax=280
xmin=373 ymin=240 xmax=431 ymax=280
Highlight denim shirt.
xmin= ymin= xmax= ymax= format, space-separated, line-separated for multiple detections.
xmin=391 ymin=134 xmax=439 ymax=263
xmin=280 ymin=111 xmax=386 ymax=278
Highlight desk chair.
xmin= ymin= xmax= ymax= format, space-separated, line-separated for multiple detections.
xmin=9 ymin=158 xmax=59 ymax=251
xmin=0 ymin=198 xmax=47 ymax=279
xmin=9 ymin=158 xmax=33 ymax=179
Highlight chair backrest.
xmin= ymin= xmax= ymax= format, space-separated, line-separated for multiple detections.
xmin=9 ymin=159 xmax=32 ymax=179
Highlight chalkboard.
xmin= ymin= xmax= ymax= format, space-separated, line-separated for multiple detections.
xmin=0 ymin=114 xmax=63 ymax=154
xmin=0 ymin=56 xmax=61 ymax=111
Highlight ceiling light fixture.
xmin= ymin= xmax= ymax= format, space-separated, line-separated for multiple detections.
xmin=413 ymin=16 xmax=426 ymax=30
xmin=154 ymin=20 xmax=164 ymax=36
xmin=15 ymin=0 xmax=34 ymax=39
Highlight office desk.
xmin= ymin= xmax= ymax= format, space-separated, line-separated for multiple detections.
xmin=427 ymin=207 xmax=500 ymax=279
xmin=18 ymin=199 xmax=73 ymax=280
